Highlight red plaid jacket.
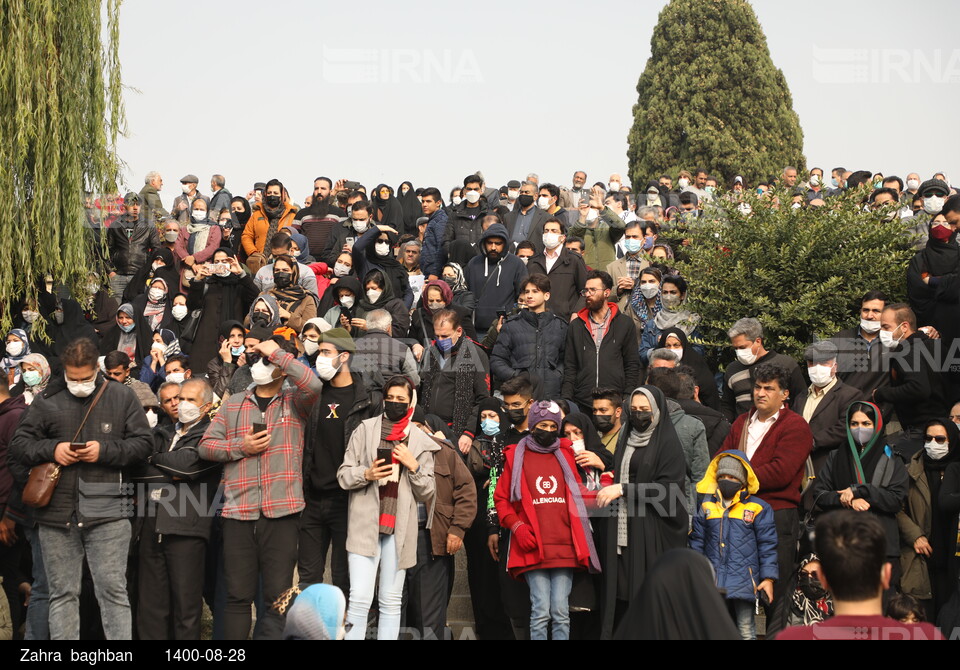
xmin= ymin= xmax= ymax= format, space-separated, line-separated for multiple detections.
xmin=198 ymin=349 xmax=323 ymax=520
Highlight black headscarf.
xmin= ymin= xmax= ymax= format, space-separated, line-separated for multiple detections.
xmin=230 ymin=196 xmax=252 ymax=229
xmin=397 ymin=181 xmax=422 ymax=236
xmin=357 ymin=269 xmax=397 ymax=312
xmin=656 ymin=327 xmax=720 ymax=411
xmin=613 ymin=549 xmax=740 ymax=640
xmin=923 ymin=418 xmax=960 ymax=473
xmin=371 ymin=183 xmax=405 ymax=230
xmin=563 ymin=412 xmax=613 ymax=472
xmin=831 ymin=401 xmax=889 ymax=487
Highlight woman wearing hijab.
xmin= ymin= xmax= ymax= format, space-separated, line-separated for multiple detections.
xmin=138 ymin=328 xmax=181 ymax=391
xmin=408 ymin=280 xmax=477 ymax=346
xmin=397 ymin=181 xmax=422 ymax=236
xmin=123 ymin=247 xmax=180 ymax=304
xmin=316 ymin=251 xmax=356 ymax=316
xmin=907 ymin=213 xmax=960 ymax=352
xmin=99 ymin=303 xmax=149 ymax=370
xmin=266 ymin=254 xmax=318 ymax=333
xmin=206 ymin=320 xmax=247 ymax=400
xmin=15 ymin=352 xmax=51 ymax=404
xmin=646 ymin=274 xmax=702 ymax=350
xmin=2 ymin=329 xmax=30 ymax=386
xmin=353 ymin=269 xmax=410 ymax=338
xmin=187 ymin=248 xmax=258 ymax=375
xmin=562 ymin=412 xmax=614 ymax=489
xmin=628 ymin=268 xmax=663 ymax=357
xmin=898 ymin=418 xmax=960 ymax=620
xmin=80 ymin=272 xmax=120 ymax=341
xmin=370 ymin=183 xmax=405 ymax=231
xmin=440 ymin=262 xmax=476 ymax=311
xmin=812 ymin=401 xmax=908 ymax=597
xmin=493 ymin=400 xmax=601 ymax=640
xmin=245 ymin=294 xmax=283 ymax=331
xmin=323 ymin=276 xmax=363 ymax=337
xmin=288 ymin=232 xmax=315 ymax=265
xmin=613 ymin=548 xmax=740 ymax=640
xmin=215 ymin=208 xmax=242 ymax=256
xmin=352 ymin=225 xmax=413 ymax=309
xmin=337 ymin=376 xmax=438 ymax=640
xmin=656 ymin=327 xmax=720 ymax=412
xmin=595 ymin=385 xmax=689 ymax=639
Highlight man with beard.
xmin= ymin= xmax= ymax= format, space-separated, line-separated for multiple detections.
xmin=242 ymin=179 xmax=297 ymax=272
xmin=464 ymin=224 xmax=528 ymax=333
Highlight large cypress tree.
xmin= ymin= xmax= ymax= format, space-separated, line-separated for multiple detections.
xmin=0 ymin=0 xmax=124 ymax=333
xmin=627 ymin=0 xmax=804 ymax=187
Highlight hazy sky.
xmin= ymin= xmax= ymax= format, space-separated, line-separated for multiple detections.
xmin=115 ymin=0 xmax=960 ymax=203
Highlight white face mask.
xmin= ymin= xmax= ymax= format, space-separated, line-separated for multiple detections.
xmin=608 ymin=182 xmax=621 ymax=192
xmin=735 ymin=344 xmax=758 ymax=366
xmin=571 ymin=438 xmax=585 ymax=454
xmin=508 ymin=189 xmax=520 ymax=201
xmin=5 ymin=341 xmax=23 ymax=357
xmin=171 ymin=304 xmax=188 ymax=321
xmin=181 ymin=184 xmax=192 ymax=194
xmin=366 ymin=289 xmax=382 ymax=303
xmin=340 ymin=295 xmax=355 ymax=309
xmin=519 ymin=256 xmax=529 ymax=265
xmin=542 ymin=232 xmax=562 ymax=250
xmin=178 ymin=400 xmax=203 ymax=424
xmin=352 ymin=220 xmax=368 ymax=233
xmin=166 ymin=372 xmax=186 ymax=385
xmin=809 ymin=175 xmax=821 ymax=187
xmin=145 ymin=409 xmax=159 ymax=428
xmin=585 ymin=208 xmax=599 ymax=223
xmin=646 ymin=193 xmax=660 ymax=205
xmin=148 ymin=287 xmax=166 ymax=303
xmin=375 ymin=242 xmax=390 ymax=257
xmin=670 ymin=348 xmax=684 ymax=362
xmin=537 ymin=196 xmax=551 ymax=210
xmin=906 ymin=179 xmax=920 ymax=191
xmin=315 ymin=353 xmax=343 ymax=381
xmin=334 ymin=262 xmax=350 ymax=277
xmin=452 ymin=196 xmax=462 ymax=206
xmin=639 ymin=283 xmax=659 ymax=299
xmin=808 ymin=364 xmax=834 ymax=388
xmin=152 ymin=261 xmax=163 ymax=272
xmin=302 ymin=339 xmax=319 ymax=356
xmin=464 ymin=190 xmax=481 ymax=204
xmin=879 ymin=326 xmax=902 ymax=349
xmin=163 ymin=230 xmax=179 ymax=243
xmin=860 ymin=318 xmax=881 ymax=334
xmin=151 ymin=341 xmax=166 ymax=353
xmin=924 ymin=196 xmax=945 ymax=214
xmin=66 ymin=374 xmax=97 ymax=398
xmin=250 ymin=359 xmax=278 ymax=386
xmin=192 ymin=210 xmax=206 ymax=220
xmin=924 ymin=440 xmax=949 ymax=460
xmin=678 ymin=178 xmax=690 ymax=189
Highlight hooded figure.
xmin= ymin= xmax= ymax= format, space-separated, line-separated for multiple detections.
xmin=600 ymin=385 xmax=689 ymax=639
xmin=408 ymin=279 xmax=477 ymax=346
xmin=612 ymin=549 xmax=740 ymax=640
xmin=689 ymin=450 xmax=778 ymax=638
xmin=124 ymin=247 xmax=180 ymax=303
xmin=2 ymin=328 xmax=31 ymax=384
xmin=370 ymin=183 xmax=406 ymax=231
xmin=656 ymin=327 xmax=720 ymax=412
xmin=396 ymin=181 xmax=422 ymax=236
xmin=812 ymin=401 xmax=908 ymax=560
xmin=898 ymin=418 xmax=960 ymax=615
xmin=323 ymin=276 xmax=363 ymax=336
xmin=247 ymin=293 xmax=283 ymax=331
xmin=354 ymin=269 xmax=410 ymax=338
xmin=464 ymin=223 xmax=529 ymax=332
xmin=288 ymin=232 xmax=314 ymax=265
xmin=352 ymin=226 xmax=413 ymax=308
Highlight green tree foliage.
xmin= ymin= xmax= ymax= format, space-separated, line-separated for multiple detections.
xmin=0 ymin=0 xmax=124 ymax=334
xmin=673 ymin=191 xmax=915 ymax=363
xmin=628 ymin=0 xmax=805 ymax=187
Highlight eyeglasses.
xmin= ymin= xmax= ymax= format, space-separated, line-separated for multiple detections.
xmin=580 ymin=288 xmax=605 ymax=296
xmin=924 ymin=435 xmax=948 ymax=444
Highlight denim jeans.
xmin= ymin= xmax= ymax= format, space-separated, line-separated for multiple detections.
xmin=730 ymin=599 xmax=756 ymax=640
xmin=23 ymin=526 xmax=50 ymax=640
xmin=39 ymin=519 xmax=132 ymax=640
xmin=346 ymin=534 xmax=405 ymax=640
xmin=526 ymin=568 xmax=573 ymax=640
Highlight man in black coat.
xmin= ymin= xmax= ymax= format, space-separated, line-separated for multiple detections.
xmin=134 ymin=378 xmax=222 ymax=640
xmin=525 ymin=218 xmax=587 ymax=322
xmin=674 ymin=366 xmax=731 ymax=457
xmin=10 ymin=337 xmax=152 ymax=640
xmin=504 ymin=181 xmax=550 ymax=254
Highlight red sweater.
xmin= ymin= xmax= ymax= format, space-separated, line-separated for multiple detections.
xmin=494 ymin=441 xmax=594 ymax=577
xmin=720 ymin=407 xmax=813 ymax=512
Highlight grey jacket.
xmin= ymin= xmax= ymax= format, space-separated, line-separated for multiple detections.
xmin=667 ymin=399 xmax=710 ymax=519
xmin=337 ymin=417 xmax=438 ymax=570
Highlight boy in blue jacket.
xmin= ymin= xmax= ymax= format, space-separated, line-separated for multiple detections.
xmin=689 ymin=450 xmax=778 ymax=639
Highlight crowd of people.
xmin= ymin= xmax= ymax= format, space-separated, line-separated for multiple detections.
xmin=1 ymin=165 xmax=959 ymax=641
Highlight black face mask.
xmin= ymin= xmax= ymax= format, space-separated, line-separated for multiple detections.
xmin=252 ymin=312 xmax=270 ymax=327
xmin=506 ymin=408 xmax=528 ymax=427
xmin=798 ymin=573 xmax=828 ymax=601
xmin=517 ymin=194 xmax=534 ymax=209
xmin=235 ymin=209 xmax=251 ymax=226
xmin=265 ymin=195 xmax=282 ymax=208
xmin=273 ymin=271 xmax=292 ymax=289
xmin=629 ymin=410 xmax=654 ymax=433
xmin=718 ymin=479 xmax=742 ymax=500
xmin=384 ymin=401 xmax=408 ymax=422
xmin=593 ymin=414 xmax=615 ymax=435
xmin=531 ymin=428 xmax=558 ymax=448
xmin=245 ymin=352 xmax=261 ymax=367
xmin=443 ymin=276 xmax=456 ymax=289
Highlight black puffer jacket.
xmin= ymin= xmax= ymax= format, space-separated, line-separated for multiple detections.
xmin=133 ymin=417 xmax=222 ymax=539
xmin=490 ymin=309 xmax=568 ymax=400
xmin=107 ymin=214 xmax=160 ymax=275
xmin=443 ymin=199 xmax=490 ymax=251
xmin=9 ymin=376 xmax=153 ymax=528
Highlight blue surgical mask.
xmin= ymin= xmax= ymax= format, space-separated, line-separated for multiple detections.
xmin=481 ymin=418 xmax=500 ymax=436
xmin=643 ymin=235 xmax=655 ymax=250
xmin=623 ymin=238 xmax=642 ymax=254
xmin=231 ymin=345 xmax=245 ymax=357
xmin=436 ymin=337 xmax=453 ymax=353
xmin=119 ymin=321 xmax=135 ymax=333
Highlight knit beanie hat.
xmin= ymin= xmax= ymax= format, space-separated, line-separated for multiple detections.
xmin=319 ymin=327 xmax=356 ymax=354
xmin=716 ymin=455 xmax=747 ymax=485
xmin=527 ymin=399 xmax=563 ymax=430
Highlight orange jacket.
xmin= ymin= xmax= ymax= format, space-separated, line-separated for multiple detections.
xmin=241 ymin=202 xmax=297 ymax=255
